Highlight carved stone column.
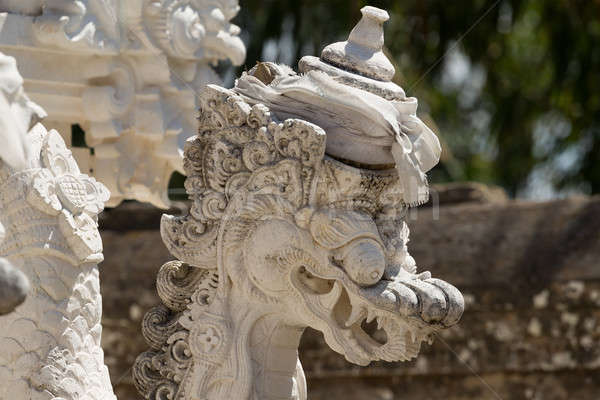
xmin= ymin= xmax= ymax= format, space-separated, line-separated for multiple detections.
xmin=0 ymin=0 xmax=246 ymax=207
xmin=134 ymin=6 xmax=464 ymax=400
xmin=0 ymin=52 xmax=114 ymax=399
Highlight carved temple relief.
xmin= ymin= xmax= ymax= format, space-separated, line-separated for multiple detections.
xmin=134 ymin=6 xmax=464 ymax=400
xmin=0 ymin=52 xmax=114 ymax=399
xmin=0 ymin=0 xmax=246 ymax=207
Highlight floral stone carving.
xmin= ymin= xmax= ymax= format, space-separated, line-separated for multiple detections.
xmin=134 ymin=6 xmax=464 ymax=400
xmin=0 ymin=52 xmax=114 ymax=399
xmin=0 ymin=0 xmax=246 ymax=207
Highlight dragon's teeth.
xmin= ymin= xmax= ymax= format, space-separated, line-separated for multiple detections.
xmin=366 ymin=310 xmax=376 ymax=324
xmin=410 ymin=330 xmax=416 ymax=344
xmin=376 ymin=316 xmax=383 ymax=330
xmin=345 ymin=306 xmax=366 ymax=327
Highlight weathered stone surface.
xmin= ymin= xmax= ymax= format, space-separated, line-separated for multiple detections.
xmin=307 ymin=371 xmax=600 ymax=400
xmin=426 ymin=182 xmax=508 ymax=207
xmin=100 ymin=194 xmax=600 ymax=399
xmin=410 ymin=195 xmax=600 ymax=287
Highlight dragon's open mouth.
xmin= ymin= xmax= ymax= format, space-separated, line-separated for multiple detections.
xmin=332 ymin=286 xmax=390 ymax=350
xmin=293 ymin=263 xmax=463 ymax=365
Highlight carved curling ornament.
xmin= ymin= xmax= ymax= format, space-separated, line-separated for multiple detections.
xmin=134 ymin=6 xmax=463 ymax=400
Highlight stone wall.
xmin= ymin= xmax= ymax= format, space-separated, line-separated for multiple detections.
xmin=99 ymin=190 xmax=600 ymax=399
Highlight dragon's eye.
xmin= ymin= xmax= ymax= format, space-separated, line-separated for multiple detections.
xmin=340 ymin=238 xmax=385 ymax=286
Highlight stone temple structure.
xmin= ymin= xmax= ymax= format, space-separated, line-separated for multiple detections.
xmin=133 ymin=6 xmax=464 ymax=400
xmin=0 ymin=0 xmax=245 ymax=208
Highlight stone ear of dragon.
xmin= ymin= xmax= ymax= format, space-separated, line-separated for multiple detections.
xmin=134 ymin=85 xmax=464 ymax=400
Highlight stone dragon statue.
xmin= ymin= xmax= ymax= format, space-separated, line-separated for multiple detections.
xmin=134 ymin=6 xmax=464 ymax=400
xmin=0 ymin=52 xmax=115 ymax=399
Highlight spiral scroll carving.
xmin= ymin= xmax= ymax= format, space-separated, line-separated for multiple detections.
xmin=157 ymin=260 xmax=208 ymax=312
xmin=134 ymin=260 xmax=219 ymax=399
xmin=132 ymin=351 xmax=163 ymax=398
xmin=141 ymin=305 xmax=181 ymax=350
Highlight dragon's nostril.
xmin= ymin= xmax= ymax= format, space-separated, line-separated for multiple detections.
xmin=425 ymin=278 xmax=465 ymax=326
xmin=341 ymin=238 xmax=385 ymax=286
xmin=401 ymin=279 xmax=448 ymax=323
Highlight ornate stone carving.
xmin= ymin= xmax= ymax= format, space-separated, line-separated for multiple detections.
xmin=134 ymin=7 xmax=464 ymax=399
xmin=0 ymin=0 xmax=246 ymax=207
xmin=0 ymin=52 xmax=38 ymax=315
xmin=0 ymin=52 xmax=114 ymax=399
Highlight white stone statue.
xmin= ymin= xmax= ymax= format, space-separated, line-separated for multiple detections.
xmin=0 ymin=51 xmax=114 ymax=399
xmin=0 ymin=52 xmax=39 ymax=315
xmin=0 ymin=0 xmax=246 ymax=208
xmin=133 ymin=7 xmax=464 ymax=399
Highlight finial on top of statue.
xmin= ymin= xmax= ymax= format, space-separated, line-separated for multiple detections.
xmin=235 ymin=5 xmax=441 ymax=206
xmin=321 ymin=6 xmax=395 ymax=81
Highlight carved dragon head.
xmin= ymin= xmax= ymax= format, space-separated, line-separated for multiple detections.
xmin=135 ymin=7 xmax=464 ymax=399
xmin=136 ymin=85 xmax=464 ymax=398
xmin=157 ymin=84 xmax=463 ymax=366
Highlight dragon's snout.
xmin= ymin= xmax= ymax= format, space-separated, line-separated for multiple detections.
xmin=370 ymin=271 xmax=464 ymax=327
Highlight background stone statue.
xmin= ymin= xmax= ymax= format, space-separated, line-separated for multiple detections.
xmin=0 ymin=52 xmax=39 ymax=170
xmin=0 ymin=53 xmax=36 ymax=315
xmin=0 ymin=51 xmax=114 ymax=399
xmin=0 ymin=0 xmax=246 ymax=208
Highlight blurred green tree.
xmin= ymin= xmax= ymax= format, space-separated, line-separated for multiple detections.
xmin=233 ymin=0 xmax=600 ymax=198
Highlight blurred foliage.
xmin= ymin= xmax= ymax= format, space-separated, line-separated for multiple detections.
xmin=234 ymin=0 xmax=600 ymax=197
